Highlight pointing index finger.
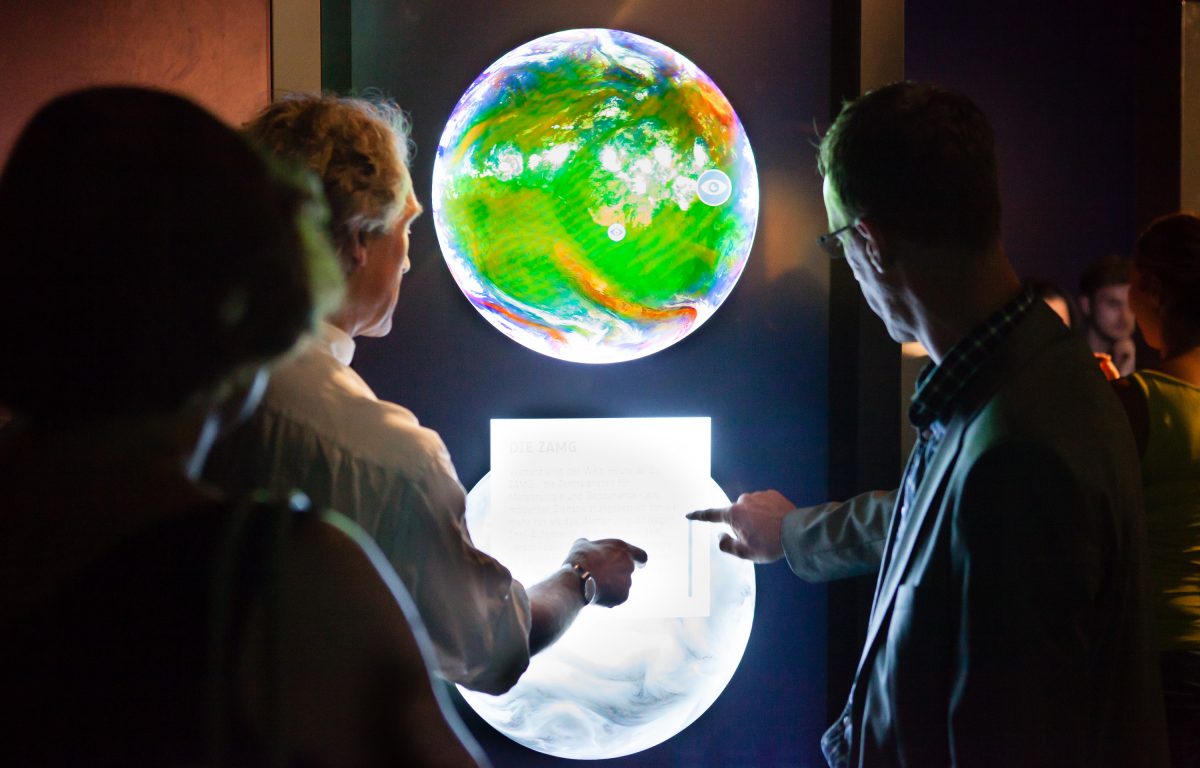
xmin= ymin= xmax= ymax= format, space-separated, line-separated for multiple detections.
xmin=686 ymin=507 xmax=730 ymax=524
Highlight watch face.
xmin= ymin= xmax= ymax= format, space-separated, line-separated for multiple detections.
xmin=583 ymin=575 xmax=597 ymax=605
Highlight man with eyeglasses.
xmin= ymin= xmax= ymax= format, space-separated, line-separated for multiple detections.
xmin=690 ymin=82 xmax=1166 ymax=766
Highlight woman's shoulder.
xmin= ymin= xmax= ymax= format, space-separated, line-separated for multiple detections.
xmin=1135 ymin=366 xmax=1200 ymax=395
xmin=236 ymin=495 xmax=487 ymax=766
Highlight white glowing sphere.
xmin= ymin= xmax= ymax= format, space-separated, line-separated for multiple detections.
xmin=461 ymin=474 xmax=755 ymax=759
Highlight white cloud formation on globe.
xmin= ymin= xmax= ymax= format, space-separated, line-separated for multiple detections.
xmin=461 ymin=474 xmax=755 ymax=760
xmin=431 ymin=28 xmax=759 ymax=364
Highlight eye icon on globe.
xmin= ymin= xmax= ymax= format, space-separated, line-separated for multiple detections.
xmin=696 ymin=169 xmax=733 ymax=206
xmin=432 ymin=28 xmax=759 ymax=364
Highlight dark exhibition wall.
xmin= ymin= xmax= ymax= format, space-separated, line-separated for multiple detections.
xmin=0 ymin=0 xmax=271 ymax=164
xmin=344 ymin=1 xmax=833 ymax=766
xmin=905 ymin=0 xmax=1141 ymax=302
xmin=0 ymin=1 xmax=1181 ymax=766
xmin=324 ymin=1 xmax=1163 ymax=766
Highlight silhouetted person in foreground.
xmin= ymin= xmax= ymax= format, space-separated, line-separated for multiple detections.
xmin=0 ymin=87 xmax=483 ymax=767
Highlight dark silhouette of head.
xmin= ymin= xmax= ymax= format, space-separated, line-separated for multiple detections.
xmin=819 ymin=81 xmax=1001 ymax=256
xmin=1134 ymin=211 xmax=1200 ymax=351
xmin=0 ymin=86 xmax=343 ymax=420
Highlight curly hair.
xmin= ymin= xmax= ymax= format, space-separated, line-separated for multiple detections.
xmin=244 ymin=94 xmax=414 ymax=266
xmin=0 ymin=87 xmax=344 ymax=419
xmin=818 ymin=82 xmax=1001 ymax=254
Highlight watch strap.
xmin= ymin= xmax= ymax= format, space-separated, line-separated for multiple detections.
xmin=569 ymin=562 xmax=597 ymax=605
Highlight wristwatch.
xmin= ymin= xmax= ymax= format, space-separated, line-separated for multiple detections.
xmin=570 ymin=562 xmax=597 ymax=605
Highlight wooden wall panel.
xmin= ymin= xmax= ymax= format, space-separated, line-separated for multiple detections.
xmin=0 ymin=0 xmax=271 ymax=163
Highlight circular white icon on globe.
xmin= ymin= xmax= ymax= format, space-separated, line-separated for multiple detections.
xmin=432 ymin=28 xmax=759 ymax=364
xmin=696 ymin=169 xmax=733 ymax=206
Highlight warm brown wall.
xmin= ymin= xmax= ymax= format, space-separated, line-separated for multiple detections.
xmin=0 ymin=0 xmax=271 ymax=164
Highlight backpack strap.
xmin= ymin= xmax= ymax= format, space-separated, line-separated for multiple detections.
xmin=207 ymin=491 xmax=313 ymax=767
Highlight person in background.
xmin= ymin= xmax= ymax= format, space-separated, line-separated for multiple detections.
xmin=1112 ymin=211 xmax=1200 ymax=768
xmin=204 ymin=94 xmax=646 ymax=695
xmin=1027 ymin=277 xmax=1080 ymax=329
xmin=1080 ymin=254 xmax=1138 ymax=377
xmin=0 ymin=86 xmax=483 ymax=767
xmin=1028 ymin=276 xmax=1123 ymax=379
xmin=690 ymin=81 xmax=1166 ymax=766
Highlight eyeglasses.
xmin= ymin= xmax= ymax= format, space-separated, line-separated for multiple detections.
xmin=816 ymin=222 xmax=856 ymax=259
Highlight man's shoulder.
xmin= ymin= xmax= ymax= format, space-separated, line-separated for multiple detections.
xmin=953 ymin=316 xmax=1140 ymax=495
xmin=258 ymin=348 xmax=453 ymax=480
xmin=960 ymin=307 xmax=1120 ymax=430
xmin=995 ymin=333 xmax=1122 ymax=425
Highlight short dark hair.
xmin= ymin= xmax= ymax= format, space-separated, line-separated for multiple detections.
xmin=818 ymin=81 xmax=1001 ymax=253
xmin=1078 ymin=254 xmax=1131 ymax=297
xmin=1135 ymin=211 xmax=1200 ymax=332
xmin=0 ymin=87 xmax=343 ymax=419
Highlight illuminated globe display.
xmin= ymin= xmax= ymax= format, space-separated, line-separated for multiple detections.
xmin=432 ymin=29 xmax=759 ymax=364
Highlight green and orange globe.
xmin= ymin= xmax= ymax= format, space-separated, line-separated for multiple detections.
xmin=432 ymin=29 xmax=758 ymax=363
